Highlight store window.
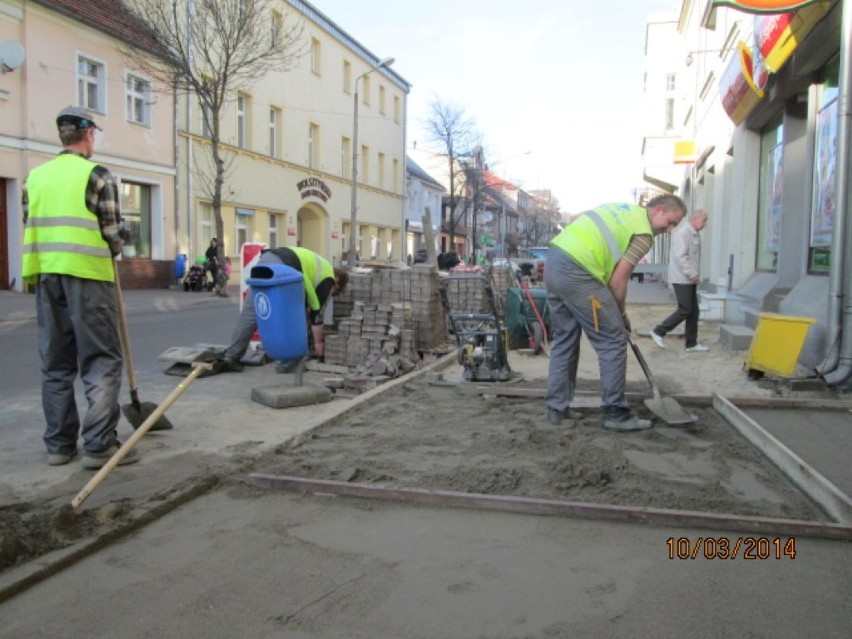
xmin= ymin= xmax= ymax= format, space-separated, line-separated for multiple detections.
xmin=809 ymin=56 xmax=839 ymax=272
xmin=120 ymin=182 xmax=151 ymax=259
xmin=235 ymin=208 xmax=253 ymax=250
xmin=757 ymin=115 xmax=783 ymax=271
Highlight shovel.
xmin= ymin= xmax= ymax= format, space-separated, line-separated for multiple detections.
xmin=114 ymin=262 xmax=174 ymax=431
xmin=626 ymin=330 xmax=697 ymax=425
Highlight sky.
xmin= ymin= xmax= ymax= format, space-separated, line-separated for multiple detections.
xmin=309 ymin=0 xmax=680 ymax=215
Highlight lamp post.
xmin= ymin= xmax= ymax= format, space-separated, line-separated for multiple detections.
xmin=348 ymin=56 xmax=394 ymax=271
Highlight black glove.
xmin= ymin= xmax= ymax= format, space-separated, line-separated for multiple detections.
xmin=621 ymin=313 xmax=632 ymax=333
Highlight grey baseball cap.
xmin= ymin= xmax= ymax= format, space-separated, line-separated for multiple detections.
xmin=56 ymin=106 xmax=102 ymax=132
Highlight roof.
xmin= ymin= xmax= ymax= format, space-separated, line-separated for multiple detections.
xmin=406 ymin=156 xmax=445 ymax=191
xmin=34 ymin=0 xmax=161 ymax=55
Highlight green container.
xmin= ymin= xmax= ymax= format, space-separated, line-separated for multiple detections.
xmin=505 ymin=286 xmax=549 ymax=349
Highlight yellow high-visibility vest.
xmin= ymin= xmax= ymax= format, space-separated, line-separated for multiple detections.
xmin=550 ymin=203 xmax=652 ymax=284
xmin=22 ymin=154 xmax=114 ymax=283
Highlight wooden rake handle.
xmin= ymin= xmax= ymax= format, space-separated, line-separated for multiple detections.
xmin=71 ymin=361 xmax=212 ymax=509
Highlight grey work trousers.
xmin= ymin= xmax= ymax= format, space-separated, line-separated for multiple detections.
xmin=224 ymin=250 xmax=284 ymax=362
xmin=544 ymin=248 xmax=629 ymax=413
xmin=36 ymin=273 xmax=123 ymax=454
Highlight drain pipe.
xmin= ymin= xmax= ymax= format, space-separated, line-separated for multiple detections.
xmin=823 ymin=0 xmax=852 ymax=385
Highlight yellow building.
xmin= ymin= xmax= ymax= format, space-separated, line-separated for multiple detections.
xmin=176 ymin=0 xmax=411 ymax=274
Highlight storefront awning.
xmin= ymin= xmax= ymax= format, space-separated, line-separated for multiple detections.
xmin=642 ymin=172 xmax=678 ymax=194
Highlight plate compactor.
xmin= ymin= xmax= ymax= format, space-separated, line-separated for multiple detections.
xmin=439 ymin=273 xmax=512 ymax=382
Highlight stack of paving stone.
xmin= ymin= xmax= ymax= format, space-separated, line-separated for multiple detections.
xmin=324 ymin=265 xmax=447 ymax=369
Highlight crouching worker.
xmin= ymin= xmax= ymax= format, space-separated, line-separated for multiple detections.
xmin=214 ymin=247 xmax=349 ymax=373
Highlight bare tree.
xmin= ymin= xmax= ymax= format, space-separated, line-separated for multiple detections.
xmin=423 ymin=97 xmax=481 ymax=254
xmin=121 ymin=0 xmax=304 ymax=265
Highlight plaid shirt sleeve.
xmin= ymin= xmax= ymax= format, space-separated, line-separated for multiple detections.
xmin=88 ymin=165 xmax=123 ymax=244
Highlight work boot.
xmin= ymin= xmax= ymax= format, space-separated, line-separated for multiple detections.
xmin=601 ymin=408 xmax=652 ymax=432
xmin=82 ymin=443 xmax=140 ymax=470
xmin=220 ymin=358 xmax=244 ymax=372
xmin=547 ymin=408 xmax=582 ymax=425
xmin=47 ymin=448 xmax=78 ymax=466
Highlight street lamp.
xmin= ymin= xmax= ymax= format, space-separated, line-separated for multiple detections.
xmin=348 ymin=56 xmax=394 ymax=271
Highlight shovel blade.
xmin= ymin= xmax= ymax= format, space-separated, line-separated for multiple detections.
xmin=644 ymin=397 xmax=697 ymax=425
xmin=122 ymin=401 xmax=174 ymax=431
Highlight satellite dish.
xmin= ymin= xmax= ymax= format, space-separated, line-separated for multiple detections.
xmin=0 ymin=41 xmax=25 ymax=72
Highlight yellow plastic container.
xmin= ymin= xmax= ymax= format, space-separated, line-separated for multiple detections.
xmin=746 ymin=313 xmax=817 ymax=378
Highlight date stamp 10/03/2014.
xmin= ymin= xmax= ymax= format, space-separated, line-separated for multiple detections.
xmin=666 ymin=537 xmax=797 ymax=560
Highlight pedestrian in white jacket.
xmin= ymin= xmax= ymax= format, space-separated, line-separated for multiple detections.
xmin=651 ymin=210 xmax=709 ymax=351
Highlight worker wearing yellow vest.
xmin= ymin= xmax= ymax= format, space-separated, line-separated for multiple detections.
xmin=545 ymin=195 xmax=686 ymax=431
xmin=22 ymin=106 xmax=137 ymax=469
xmin=216 ymin=246 xmax=349 ymax=373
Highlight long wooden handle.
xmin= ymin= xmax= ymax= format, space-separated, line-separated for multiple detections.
xmin=113 ymin=261 xmax=139 ymax=395
xmin=626 ymin=332 xmax=661 ymax=400
xmin=71 ymin=362 xmax=212 ymax=509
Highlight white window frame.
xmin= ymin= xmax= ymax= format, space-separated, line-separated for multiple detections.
xmin=378 ymin=152 xmax=386 ymax=189
xmin=311 ymin=38 xmax=322 ymax=75
xmin=200 ymin=202 xmax=214 ymax=251
xmin=268 ymin=212 xmax=279 ymax=249
xmin=309 ymin=122 xmax=320 ymax=169
xmin=341 ymin=136 xmax=351 ymax=178
xmin=269 ymin=106 xmax=281 ymax=157
xmin=235 ymin=210 xmax=251 ymax=250
xmin=125 ymin=72 xmax=152 ymax=126
xmin=77 ymin=52 xmax=107 ymax=113
xmin=237 ymin=93 xmax=247 ymax=149
xmin=343 ymin=60 xmax=352 ymax=94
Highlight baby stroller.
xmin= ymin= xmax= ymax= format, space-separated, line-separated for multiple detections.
xmin=183 ymin=260 xmax=212 ymax=292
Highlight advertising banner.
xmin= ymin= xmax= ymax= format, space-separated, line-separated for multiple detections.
xmin=753 ymin=3 xmax=831 ymax=72
xmin=711 ymin=0 xmax=825 ymax=13
xmin=720 ymin=41 xmax=767 ymax=125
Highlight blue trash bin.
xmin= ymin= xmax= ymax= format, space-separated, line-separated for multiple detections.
xmin=246 ymin=263 xmax=308 ymax=362
xmin=174 ymin=253 xmax=188 ymax=279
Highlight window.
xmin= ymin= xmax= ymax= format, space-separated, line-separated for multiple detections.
xmin=362 ymin=75 xmax=371 ymax=105
xmin=311 ymin=38 xmax=321 ymax=75
xmin=393 ymin=95 xmax=401 ymax=123
xmin=666 ymin=73 xmax=676 ymax=91
xmin=757 ymin=116 xmax=783 ymax=271
xmin=237 ymin=93 xmax=251 ymax=149
xmin=665 ymin=98 xmax=674 ymax=130
xmin=810 ymin=56 xmax=840 ymax=272
xmin=119 ymin=182 xmax=151 ymax=258
xmin=126 ymin=73 xmax=152 ymax=126
xmin=360 ymin=145 xmax=369 ymax=184
xmin=235 ymin=209 xmax=252 ymax=250
xmin=269 ymin=107 xmax=281 ymax=157
xmin=199 ymin=98 xmax=212 ymax=137
xmin=379 ymin=85 xmax=386 ymax=114
xmin=268 ymin=213 xmax=279 ymax=249
xmin=378 ymin=152 xmax=386 ymax=189
xmin=200 ymin=202 xmax=213 ymax=252
xmin=77 ymin=55 xmax=105 ymax=112
xmin=392 ymin=158 xmax=400 ymax=192
xmin=343 ymin=60 xmax=352 ymax=93
xmin=308 ymin=122 xmax=320 ymax=168
xmin=271 ymin=10 xmax=282 ymax=43
xmin=341 ymin=136 xmax=351 ymax=178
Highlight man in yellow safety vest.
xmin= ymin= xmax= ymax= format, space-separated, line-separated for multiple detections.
xmin=22 ymin=106 xmax=138 ymax=469
xmin=545 ymin=195 xmax=687 ymax=431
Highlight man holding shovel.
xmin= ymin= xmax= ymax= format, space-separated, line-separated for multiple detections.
xmin=22 ymin=106 xmax=139 ymax=469
xmin=544 ymin=195 xmax=686 ymax=431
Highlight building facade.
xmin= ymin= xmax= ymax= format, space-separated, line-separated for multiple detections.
xmin=176 ymin=0 xmax=410 ymax=275
xmin=643 ymin=0 xmax=847 ymax=371
xmin=1 ymin=0 xmax=176 ymax=291
xmin=404 ymin=155 xmax=444 ymax=261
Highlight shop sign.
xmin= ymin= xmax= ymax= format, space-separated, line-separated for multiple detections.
xmin=719 ymin=41 xmax=767 ymax=125
xmin=711 ymin=0 xmax=826 ymax=13
xmin=296 ymin=177 xmax=332 ymax=202
xmin=287 ymin=227 xmax=297 ymax=236
xmin=753 ymin=3 xmax=830 ymax=73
